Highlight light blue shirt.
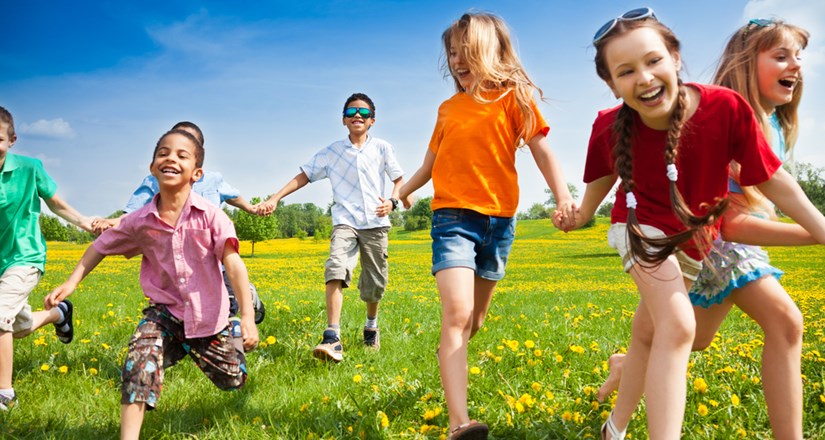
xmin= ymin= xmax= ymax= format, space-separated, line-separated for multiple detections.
xmin=300 ymin=135 xmax=404 ymax=229
xmin=729 ymin=113 xmax=785 ymax=195
xmin=123 ymin=171 xmax=241 ymax=213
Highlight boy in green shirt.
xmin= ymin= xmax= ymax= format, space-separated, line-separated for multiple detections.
xmin=0 ymin=105 xmax=93 ymax=410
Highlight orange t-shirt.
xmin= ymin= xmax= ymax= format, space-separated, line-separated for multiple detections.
xmin=428 ymin=90 xmax=549 ymax=217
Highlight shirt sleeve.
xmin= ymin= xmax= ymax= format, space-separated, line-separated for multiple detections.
xmin=215 ymin=174 xmax=241 ymax=203
xmin=583 ymin=111 xmax=617 ymax=183
xmin=34 ymin=160 xmax=58 ymax=200
xmin=730 ymin=95 xmax=782 ymax=186
xmin=383 ymin=143 xmax=404 ymax=181
xmin=527 ymin=98 xmax=550 ymax=140
xmin=93 ymin=213 xmax=143 ymax=258
xmin=123 ymin=176 xmax=158 ymax=214
xmin=300 ymin=148 xmax=329 ymax=183
xmin=209 ymin=208 xmax=239 ymax=260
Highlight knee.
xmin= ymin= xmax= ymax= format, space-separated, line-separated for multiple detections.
xmin=691 ymin=334 xmax=713 ymax=352
xmin=659 ymin=316 xmax=696 ymax=348
xmin=768 ymin=306 xmax=804 ymax=347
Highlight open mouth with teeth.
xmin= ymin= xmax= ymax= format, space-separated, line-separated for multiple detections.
xmin=778 ymin=78 xmax=796 ymax=89
xmin=161 ymin=168 xmax=181 ymax=175
xmin=639 ymin=86 xmax=664 ymax=102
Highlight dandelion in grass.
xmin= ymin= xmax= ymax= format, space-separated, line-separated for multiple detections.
xmin=59 ymin=365 xmax=68 ymax=374
xmin=40 ymin=364 xmax=50 ymax=372
xmin=694 ymin=377 xmax=708 ymax=393
xmin=698 ymin=403 xmax=709 ymax=416
xmin=266 ymin=335 xmax=276 ymax=345
xmin=353 ymin=374 xmax=362 ymax=383
xmin=731 ymin=394 xmax=740 ymax=406
xmin=469 ymin=366 xmax=481 ymax=375
xmin=89 ymin=368 xmax=98 ymax=376
xmin=524 ymin=340 xmax=535 ymax=349
xmin=531 ymin=382 xmax=541 ymax=392
xmin=377 ymin=410 xmax=389 ymax=428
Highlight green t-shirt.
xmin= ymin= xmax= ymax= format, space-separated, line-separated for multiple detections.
xmin=0 ymin=153 xmax=58 ymax=274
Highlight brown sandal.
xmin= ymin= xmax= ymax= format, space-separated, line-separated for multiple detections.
xmin=448 ymin=420 xmax=488 ymax=440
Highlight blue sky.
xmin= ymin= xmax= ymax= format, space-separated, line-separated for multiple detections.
xmin=4 ymin=0 xmax=824 ymax=218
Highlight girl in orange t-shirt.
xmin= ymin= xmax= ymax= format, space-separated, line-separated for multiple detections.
xmin=398 ymin=12 xmax=574 ymax=439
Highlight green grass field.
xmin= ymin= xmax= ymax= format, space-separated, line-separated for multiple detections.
xmin=2 ymin=219 xmax=825 ymax=439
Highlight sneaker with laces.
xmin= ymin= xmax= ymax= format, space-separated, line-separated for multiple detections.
xmin=0 ymin=393 xmax=17 ymax=411
xmin=250 ymin=283 xmax=265 ymax=324
xmin=313 ymin=329 xmax=343 ymax=362
xmin=363 ymin=327 xmax=380 ymax=350
xmin=55 ymin=300 xmax=74 ymax=344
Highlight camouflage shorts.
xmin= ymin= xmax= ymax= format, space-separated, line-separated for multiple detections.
xmin=121 ymin=305 xmax=247 ymax=409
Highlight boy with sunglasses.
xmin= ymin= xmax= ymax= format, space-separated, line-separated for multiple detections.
xmin=256 ymin=93 xmax=404 ymax=362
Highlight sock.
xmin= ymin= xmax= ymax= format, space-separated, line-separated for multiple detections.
xmin=54 ymin=303 xmax=70 ymax=333
xmin=0 ymin=388 xmax=14 ymax=399
xmin=326 ymin=324 xmax=340 ymax=339
xmin=365 ymin=316 xmax=377 ymax=329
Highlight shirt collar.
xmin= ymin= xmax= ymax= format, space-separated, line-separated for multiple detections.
xmin=344 ymin=133 xmax=372 ymax=149
xmin=139 ymin=189 xmax=206 ymax=219
xmin=0 ymin=153 xmax=22 ymax=172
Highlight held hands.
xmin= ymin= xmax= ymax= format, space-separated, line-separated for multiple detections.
xmin=91 ymin=217 xmax=118 ymax=235
xmin=255 ymin=199 xmax=278 ymax=216
xmin=376 ymin=197 xmax=394 ymax=217
xmin=552 ymin=199 xmax=579 ymax=232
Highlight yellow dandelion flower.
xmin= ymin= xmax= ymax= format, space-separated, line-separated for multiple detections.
xmin=731 ymin=394 xmax=740 ymax=406
xmin=737 ymin=428 xmax=747 ymax=437
xmin=89 ymin=368 xmax=98 ymax=375
xmin=531 ymin=382 xmax=541 ymax=392
xmin=524 ymin=340 xmax=535 ymax=349
xmin=266 ymin=335 xmax=276 ymax=345
xmin=698 ymin=403 xmax=709 ymax=416
xmin=353 ymin=374 xmax=362 ymax=383
xmin=534 ymin=349 xmax=542 ymax=357
xmin=59 ymin=365 xmax=68 ymax=374
xmin=469 ymin=366 xmax=481 ymax=375
xmin=562 ymin=411 xmax=573 ymax=422
xmin=102 ymin=343 xmax=110 ymax=350
xmin=693 ymin=377 xmax=708 ymax=393
xmin=555 ymin=354 xmax=563 ymax=363
xmin=41 ymin=364 xmax=50 ymax=371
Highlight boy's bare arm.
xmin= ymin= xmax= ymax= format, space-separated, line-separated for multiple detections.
xmin=257 ymin=172 xmax=310 ymax=216
xmin=225 ymin=196 xmax=258 ymax=215
xmin=377 ymin=176 xmax=405 ymax=217
xmin=44 ymin=245 xmax=106 ymax=309
xmin=399 ymin=150 xmax=435 ymax=209
xmin=43 ymin=194 xmax=93 ymax=233
xmin=223 ymin=245 xmax=259 ymax=351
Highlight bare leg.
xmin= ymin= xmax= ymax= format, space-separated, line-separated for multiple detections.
xmin=731 ymin=277 xmax=803 ymax=440
xmin=325 ymin=280 xmax=344 ymax=327
xmin=436 ymin=267 xmax=490 ymax=431
xmin=121 ymin=402 xmax=146 ymax=440
xmin=0 ymin=332 xmax=12 ymax=389
xmin=611 ymin=258 xmax=695 ymax=439
xmin=597 ymin=353 xmax=626 ymax=402
xmin=366 ymin=302 xmax=378 ymax=320
xmin=469 ymin=276 xmax=496 ymax=339
xmin=12 ymin=309 xmax=62 ymax=339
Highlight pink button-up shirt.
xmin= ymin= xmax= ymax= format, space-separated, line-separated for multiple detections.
xmin=94 ymin=192 xmax=239 ymax=338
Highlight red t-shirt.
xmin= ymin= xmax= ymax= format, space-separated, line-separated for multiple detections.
xmin=583 ymin=83 xmax=781 ymax=258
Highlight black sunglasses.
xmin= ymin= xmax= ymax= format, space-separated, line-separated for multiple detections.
xmin=593 ymin=7 xmax=657 ymax=45
xmin=343 ymin=107 xmax=374 ymax=119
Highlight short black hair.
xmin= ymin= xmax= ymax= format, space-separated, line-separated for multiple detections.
xmin=152 ymin=129 xmax=205 ymax=168
xmin=343 ymin=93 xmax=375 ymax=116
xmin=171 ymin=121 xmax=205 ymax=146
xmin=0 ymin=106 xmax=15 ymax=138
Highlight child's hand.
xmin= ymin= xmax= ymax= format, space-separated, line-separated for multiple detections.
xmin=240 ymin=317 xmax=259 ymax=352
xmin=255 ymin=200 xmax=276 ymax=216
xmin=91 ymin=217 xmax=116 ymax=235
xmin=555 ymin=200 xmax=578 ymax=232
xmin=376 ymin=198 xmax=393 ymax=217
xmin=78 ymin=216 xmax=95 ymax=233
xmin=44 ymin=284 xmax=74 ymax=309
xmin=401 ymin=194 xmax=414 ymax=209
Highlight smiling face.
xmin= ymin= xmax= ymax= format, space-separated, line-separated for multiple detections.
xmin=604 ymin=27 xmax=682 ymax=130
xmin=342 ymin=99 xmax=375 ymax=136
xmin=448 ymin=33 xmax=476 ymax=92
xmin=149 ymin=132 xmax=203 ymax=188
xmin=756 ymin=33 xmax=803 ymax=114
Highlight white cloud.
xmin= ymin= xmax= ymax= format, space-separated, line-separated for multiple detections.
xmin=19 ymin=118 xmax=76 ymax=139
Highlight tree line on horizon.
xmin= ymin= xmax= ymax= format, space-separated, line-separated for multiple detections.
xmin=40 ymin=163 xmax=825 ymax=250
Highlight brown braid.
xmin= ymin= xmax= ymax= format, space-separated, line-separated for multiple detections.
xmin=615 ymin=82 xmax=728 ymax=266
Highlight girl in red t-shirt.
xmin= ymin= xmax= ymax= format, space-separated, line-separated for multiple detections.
xmin=561 ymin=9 xmax=825 ymax=439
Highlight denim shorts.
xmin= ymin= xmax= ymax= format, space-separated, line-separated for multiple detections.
xmin=431 ymin=208 xmax=516 ymax=281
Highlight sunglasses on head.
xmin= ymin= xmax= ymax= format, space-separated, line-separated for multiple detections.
xmin=343 ymin=107 xmax=374 ymax=119
xmin=593 ymin=7 xmax=657 ymax=45
xmin=742 ymin=18 xmax=776 ymax=40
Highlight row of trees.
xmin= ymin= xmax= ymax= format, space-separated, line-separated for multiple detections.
xmin=39 ymin=162 xmax=825 ymax=249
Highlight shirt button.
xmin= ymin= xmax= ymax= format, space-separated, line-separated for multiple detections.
xmin=179 ymin=278 xmax=185 ymax=283
xmin=175 ymin=255 xmax=182 ymax=260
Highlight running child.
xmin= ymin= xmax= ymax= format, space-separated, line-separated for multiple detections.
xmin=398 ymin=12 xmax=574 ymax=439
xmin=0 ymin=105 xmax=93 ymax=411
xmin=564 ymin=8 xmax=825 ymax=439
xmin=590 ymin=19 xmax=815 ymax=439
xmin=45 ymin=128 xmax=259 ymax=439
xmin=256 ymin=93 xmax=404 ymax=362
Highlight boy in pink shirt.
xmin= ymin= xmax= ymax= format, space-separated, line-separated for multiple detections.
xmin=45 ymin=128 xmax=259 ymax=440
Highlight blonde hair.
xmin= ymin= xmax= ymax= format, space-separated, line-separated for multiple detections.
xmin=714 ymin=20 xmax=809 ymax=217
xmin=441 ymin=12 xmax=543 ymax=146
xmin=594 ymin=18 xmax=727 ymax=265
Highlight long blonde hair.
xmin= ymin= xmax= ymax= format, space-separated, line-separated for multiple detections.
xmin=441 ymin=12 xmax=543 ymax=146
xmin=714 ymin=20 xmax=809 ymax=217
